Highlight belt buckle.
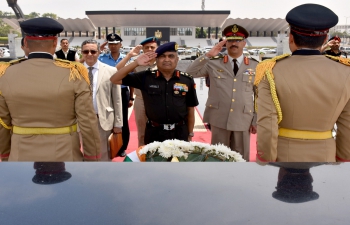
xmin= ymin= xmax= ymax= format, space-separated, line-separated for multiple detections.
xmin=163 ymin=124 xmax=175 ymax=130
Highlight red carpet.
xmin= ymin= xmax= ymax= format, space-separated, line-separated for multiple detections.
xmin=113 ymin=108 xmax=257 ymax=162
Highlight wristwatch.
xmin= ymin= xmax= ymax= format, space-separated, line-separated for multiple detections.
xmin=188 ymin=132 xmax=194 ymax=137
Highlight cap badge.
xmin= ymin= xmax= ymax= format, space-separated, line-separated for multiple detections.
xmin=232 ymin=25 xmax=239 ymax=33
xmin=155 ymin=30 xmax=162 ymax=39
xmin=111 ymin=34 xmax=116 ymax=39
xmin=152 ymin=37 xmax=156 ymax=41
xmin=175 ymin=43 xmax=178 ymax=50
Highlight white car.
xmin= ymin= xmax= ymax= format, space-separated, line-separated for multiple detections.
xmin=177 ymin=48 xmax=186 ymax=54
xmin=2 ymin=49 xmax=10 ymax=58
xmin=123 ymin=46 xmax=134 ymax=54
xmin=258 ymin=48 xmax=271 ymax=54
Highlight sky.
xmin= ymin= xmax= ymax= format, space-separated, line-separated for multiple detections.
xmin=1 ymin=0 xmax=350 ymax=24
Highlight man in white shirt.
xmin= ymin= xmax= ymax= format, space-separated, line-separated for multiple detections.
xmin=54 ymin=39 xmax=80 ymax=62
xmin=81 ymin=39 xmax=123 ymax=161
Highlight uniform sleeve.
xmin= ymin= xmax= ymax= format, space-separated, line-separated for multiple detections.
xmin=186 ymin=78 xmax=199 ymax=107
xmin=185 ymin=55 xmax=210 ymax=78
xmin=0 ymin=78 xmax=11 ymax=161
xmin=256 ymin=78 xmax=278 ymax=162
xmin=122 ymin=71 xmax=146 ymax=90
xmin=336 ymin=97 xmax=350 ymax=162
xmin=74 ymin=78 xmax=101 ymax=161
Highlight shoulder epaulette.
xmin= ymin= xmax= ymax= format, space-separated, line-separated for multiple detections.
xmin=325 ymin=55 xmax=350 ymax=66
xmin=254 ymin=54 xmax=290 ymax=86
xmin=209 ymin=55 xmax=225 ymax=60
xmin=254 ymin=53 xmax=290 ymax=125
xmin=249 ymin=57 xmax=260 ymax=63
xmin=0 ymin=58 xmax=27 ymax=77
xmin=179 ymin=71 xmax=193 ymax=79
xmin=53 ymin=59 xmax=90 ymax=85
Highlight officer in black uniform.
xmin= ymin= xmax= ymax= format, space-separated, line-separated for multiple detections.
xmin=110 ymin=42 xmax=199 ymax=144
xmin=321 ymin=36 xmax=348 ymax=58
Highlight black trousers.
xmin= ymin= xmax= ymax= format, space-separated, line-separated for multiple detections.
xmin=119 ymin=87 xmax=130 ymax=153
xmin=144 ymin=122 xmax=189 ymax=145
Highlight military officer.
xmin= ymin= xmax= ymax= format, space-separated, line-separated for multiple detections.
xmin=186 ymin=24 xmax=258 ymax=161
xmin=110 ymin=42 xmax=199 ymax=144
xmin=116 ymin=37 xmax=158 ymax=147
xmin=255 ymin=3 xmax=350 ymax=162
xmin=0 ymin=17 xmax=101 ymax=161
xmin=321 ymin=36 xmax=347 ymax=58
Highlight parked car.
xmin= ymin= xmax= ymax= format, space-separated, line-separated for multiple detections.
xmin=342 ymin=47 xmax=350 ymax=54
xmin=123 ymin=46 xmax=134 ymax=54
xmin=202 ymin=46 xmax=213 ymax=54
xmin=248 ymin=49 xmax=259 ymax=55
xmin=177 ymin=48 xmax=186 ymax=54
xmin=1 ymin=49 xmax=10 ymax=58
xmin=258 ymin=48 xmax=271 ymax=54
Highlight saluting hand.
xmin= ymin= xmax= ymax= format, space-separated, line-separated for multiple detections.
xmin=136 ymin=52 xmax=157 ymax=66
xmin=206 ymin=39 xmax=227 ymax=58
xmin=128 ymin=45 xmax=142 ymax=57
xmin=100 ymin=41 xmax=108 ymax=52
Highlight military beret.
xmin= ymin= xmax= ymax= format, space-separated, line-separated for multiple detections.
xmin=286 ymin=3 xmax=338 ymax=36
xmin=329 ymin=35 xmax=341 ymax=42
xmin=155 ymin=42 xmax=178 ymax=57
xmin=222 ymin=24 xmax=249 ymax=40
xmin=20 ymin=17 xmax=63 ymax=39
xmin=140 ymin=36 xmax=158 ymax=45
xmin=107 ymin=33 xmax=123 ymax=43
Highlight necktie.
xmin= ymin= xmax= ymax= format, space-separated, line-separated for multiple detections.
xmin=233 ymin=59 xmax=238 ymax=76
xmin=88 ymin=67 xmax=94 ymax=91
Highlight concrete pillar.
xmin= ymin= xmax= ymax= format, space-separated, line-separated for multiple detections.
xmin=215 ymin=27 xmax=218 ymax=39
xmin=98 ymin=27 xmax=101 ymax=39
xmin=208 ymin=27 xmax=211 ymax=39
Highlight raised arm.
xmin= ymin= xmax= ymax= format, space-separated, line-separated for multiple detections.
xmin=116 ymin=45 xmax=142 ymax=70
xmin=110 ymin=52 xmax=157 ymax=84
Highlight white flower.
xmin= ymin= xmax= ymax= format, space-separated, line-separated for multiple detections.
xmin=139 ymin=139 xmax=245 ymax=162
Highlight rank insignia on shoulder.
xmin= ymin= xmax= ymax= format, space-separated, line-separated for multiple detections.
xmin=179 ymin=71 xmax=193 ymax=79
xmin=217 ymin=69 xmax=224 ymax=72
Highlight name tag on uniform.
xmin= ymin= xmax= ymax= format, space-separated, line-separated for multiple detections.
xmin=149 ymin=85 xmax=159 ymax=88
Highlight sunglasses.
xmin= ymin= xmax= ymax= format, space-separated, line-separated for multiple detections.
xmin=82 ymin=50 xmax=98 ymax=54
xmin=227 ymin=39 xmax=244 ymax=43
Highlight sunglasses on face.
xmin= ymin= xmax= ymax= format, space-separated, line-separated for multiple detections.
xmin=82 ymin=50 xmax=98 ymax=54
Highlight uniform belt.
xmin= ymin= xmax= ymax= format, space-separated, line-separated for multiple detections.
xmin=13 ymin=124 xmax=77 ymax=135
xmin=278 ymin=128 xmax=332 ymax=140
xmin=149 ymin=120 xmax=185 ymax=130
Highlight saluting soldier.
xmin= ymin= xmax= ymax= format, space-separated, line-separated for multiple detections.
xmin=321 ymin=36 xmax=347 ymax=58
xmin=110 ymin=42 xmax=199 ymax=144
xmin=116 ymin=37 xmax=158 ymax=147
xmin=186 ymin=24 xmax=258 ymax=161
xmin=255 ymin=3 xmax=350 ymax=162
xmin=0 ymin=17 xmax=100 ymax=161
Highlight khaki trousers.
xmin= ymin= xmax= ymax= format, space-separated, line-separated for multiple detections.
xmin=134 ymin=96 xmax=148 ymax=147
xmin=211 ymin=125 xmax=251 ymax=161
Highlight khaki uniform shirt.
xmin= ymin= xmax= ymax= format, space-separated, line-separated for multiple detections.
xmin=257 ymin=50 xmax=350 ymax=162
xmin=186 ymin=54 xmax=258 ymax=131
xmin=0 ymin=54 xmax=101 ymax=161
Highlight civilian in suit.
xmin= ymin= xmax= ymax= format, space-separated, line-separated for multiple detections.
xmin=186 ymin=24 xmax=258 ymax=161
xmin=54 ymin=39 xmax=80 ymax=62
xmin=81 ymin=39 xmax=123 ymax=161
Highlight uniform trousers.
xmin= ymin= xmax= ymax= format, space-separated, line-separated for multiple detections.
xmin=120 ymin=87 xmax=130 ymax=153
xmin=98 ymin=118 xmax=112 ymax=161
xmin=211 ymin=125 xmax=250 ymax=161
xmin=144 ymin=122 xmax=189 ymax=144
xmin=134 ymin=96 xmax=147 ymax=147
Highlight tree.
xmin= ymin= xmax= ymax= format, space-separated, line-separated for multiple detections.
xmin=26 ymin=12 xmax=41 ymax=19
xmin=42 ymin=13 xmax=58 ymax=19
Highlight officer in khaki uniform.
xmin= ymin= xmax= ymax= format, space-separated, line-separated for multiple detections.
xmin=0 ymin=17 xmax=101 ymax=161
xmin=255 ymin=3 xmax=350 ymax=162
xmin=186 ymin=24 xmax=258 ymax=161
xmin=116 ymin=37 xmax=158 ymax=147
